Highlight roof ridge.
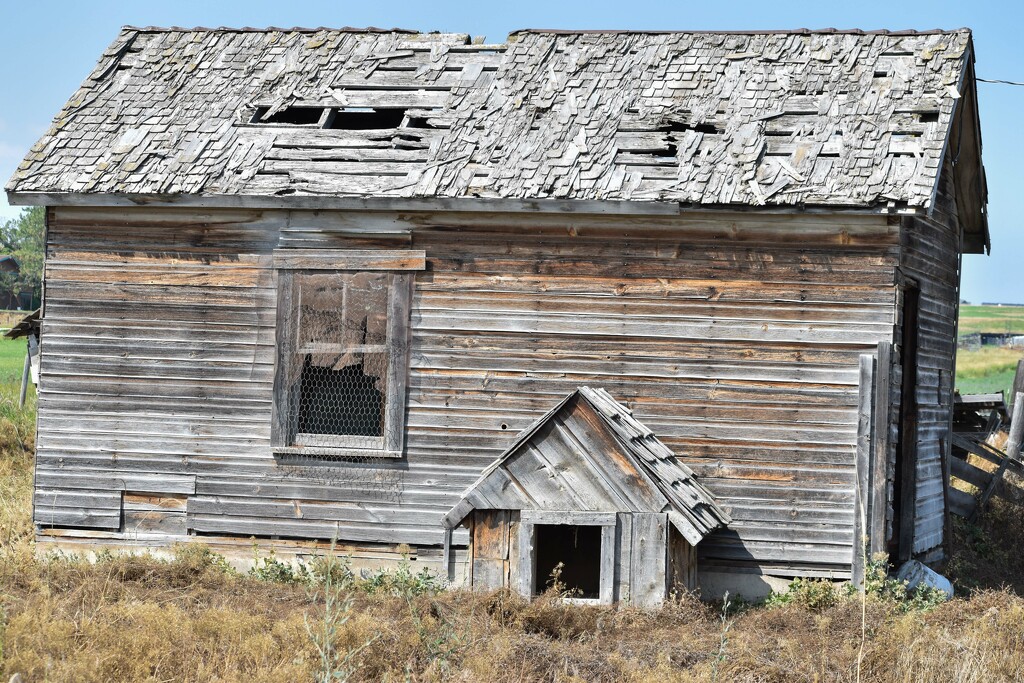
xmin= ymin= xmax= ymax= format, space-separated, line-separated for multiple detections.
xmin=510 ymin=27 xmax=972 ymax=36
xmin=118 ymin=26 xmax=973 ymax=38
xmin=122 ymin=25 xmax=435 ymax=34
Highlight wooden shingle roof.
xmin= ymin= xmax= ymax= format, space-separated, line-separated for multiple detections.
xmin=442 ymin=387 xmax=731 ymax=546
xmin=7 ymin=27 xmax=979 ymax=216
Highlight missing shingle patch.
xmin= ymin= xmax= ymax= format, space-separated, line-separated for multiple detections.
xmin=253 ymin=106 xmax=325 ymax=125
xmin=325 ymin=108 xmax=408 ymax=130
xmin=657 ymin=120 xmax=721 ymax=135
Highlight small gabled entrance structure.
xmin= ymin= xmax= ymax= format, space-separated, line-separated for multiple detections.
xmin=442 ymin=387 xmax=730 ymax=607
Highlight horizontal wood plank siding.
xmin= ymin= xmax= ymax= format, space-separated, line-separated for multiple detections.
xmin=36 ymin=206 xmax=900 ymax=574
xmin=898 ymin=159 xmax=962 ymax=559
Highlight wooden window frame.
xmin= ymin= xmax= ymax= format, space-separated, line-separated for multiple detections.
xmin=271 ymin=249 xmax=423 ymax=459
xmin=517 ymin=511 xmax=616 ymax=605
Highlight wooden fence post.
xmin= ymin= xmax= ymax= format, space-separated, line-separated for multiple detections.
xmin=1005 ymin=393 xmax=1024 ymax=462
xmin=1012 ymin=362 xmax=1024 ymax=411
xmin=972 ymin=394 xmax=1024 ymax=521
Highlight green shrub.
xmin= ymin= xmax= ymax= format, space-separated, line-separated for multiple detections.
xmin=359 ymin=557 xmax=444 ymax=598
xmin=249 ymin=548 xmax=308 ymax=584
xmin=764 ymin=578 xmax=841 ymax=611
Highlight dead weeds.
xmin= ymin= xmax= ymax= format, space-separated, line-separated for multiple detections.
xmin=2 ymin=390 xmax=1024 ymax=681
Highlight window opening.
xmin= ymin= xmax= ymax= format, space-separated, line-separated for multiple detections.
xmin=297 ymin=357 xmax=384 ymax=437
xmin=534 ymin=524 xmax=602 ymax=599
xmin=282 ymin=271 xmax=391 ymax=451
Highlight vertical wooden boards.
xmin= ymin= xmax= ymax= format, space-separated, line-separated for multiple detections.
xmin=668 ymin=526 xmax=697 ymax=592
xmin=1013 ymin=364 xmax=1024 ymax=413
xmin=853 ymin=353 xmax=874 ymax=588
xmin=600 ymin=524 xmax=616 ymax=605
xmin=385 ymin=273 xmax=414 ymax=454
xmin=517 ymin=521 xmax=537 ymax=598
xmin=614 ymin=513 xmax=634 ymax=603
xmin=270 ymin=267 xmax=292 ymax=448
xmin=630 ymin=512 xmax=668 ymax=608
xmin=470 ymin=510 xmax=511 ymax=591
xmin=869 ymin=342 xmax=893 ymax=556
xmin=442 ymin=527 xmax=453 ymax=582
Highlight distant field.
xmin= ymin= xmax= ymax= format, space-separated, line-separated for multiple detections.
xmin=956 ymin=305 xmax=1024 ymax=397
xmin=957 ymin=304 xmax=1024 ymax=336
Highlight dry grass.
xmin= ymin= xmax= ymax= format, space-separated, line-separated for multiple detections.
xmin=956 ymin=346 xmax=1024 ymax=380
xmin=2 ymin=384 xmax=1024 ymax=681
xmin=955 ymin=345 xmax=1024 ymax=396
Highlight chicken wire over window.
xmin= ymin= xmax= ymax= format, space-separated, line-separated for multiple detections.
xmin=273 ymin=268 xmax=412 ymax=459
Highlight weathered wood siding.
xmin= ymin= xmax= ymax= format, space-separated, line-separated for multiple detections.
xmin=897 ymin=159 xmax=963 ymax=560
xmin=36 ymin=206 xmax=902 ymax=577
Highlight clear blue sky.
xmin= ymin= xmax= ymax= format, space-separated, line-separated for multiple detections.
xmin=2 ymin=0 xmax=1021 ymax=302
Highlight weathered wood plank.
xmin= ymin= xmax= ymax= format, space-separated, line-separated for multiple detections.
xmin=869 ymin=342 xmax=892 ymax=555
xmin=273 ymin=249 xmax=426 ymax=271
xmin=853 ymin=353 xmax=873 ymax=589
xmin=630 ymin=513 xmax=668 ymax=608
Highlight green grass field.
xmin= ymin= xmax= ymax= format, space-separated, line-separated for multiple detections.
xmin=956 ymin=305 xmax=1024 ymax=397
xmin=957 ymin=304 xmax=1024 ymax=336
xmin=0 ymin=338 xmax=28 ymax=386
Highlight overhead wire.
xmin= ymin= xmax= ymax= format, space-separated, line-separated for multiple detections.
xmin=977 ymin=78 xmax=1024 ymax=86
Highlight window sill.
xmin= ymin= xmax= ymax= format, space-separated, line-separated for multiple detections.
xmin=273 ymin=446 xmax=403 ymax=460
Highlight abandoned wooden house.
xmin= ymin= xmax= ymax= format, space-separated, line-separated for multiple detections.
xmin=5 ymin=26 xmax=987 ymax=602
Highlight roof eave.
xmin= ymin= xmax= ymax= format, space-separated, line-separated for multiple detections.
xmin=5 ymin=190 xmax=922 ymax=218
xmin=927 ymin=34 xmax=989 ymax=255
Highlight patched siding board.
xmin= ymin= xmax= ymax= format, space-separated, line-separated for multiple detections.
xmin=34 ymin=488 xmax=122 ymax=530
xmin=471 ymin=510 xmax=511 ymax=590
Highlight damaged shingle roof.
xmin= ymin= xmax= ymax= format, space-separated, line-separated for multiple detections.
xmin=6 ymin=27 xmax=974 ymax=210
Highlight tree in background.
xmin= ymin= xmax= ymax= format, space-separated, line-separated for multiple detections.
xmin=0 ymin=207 xmax=44 ymax=310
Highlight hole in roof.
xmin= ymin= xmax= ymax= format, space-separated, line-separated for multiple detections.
xmin=658 ymin=120 xmax=721 ymax=135
xmin=651 ymin=141 xmax=679 ymax=158
xmin=326 ymin=108 xmax=407 ymax=130
xmin=918 ymin=112 xmax=940 ymax=123
xmin=405 ymin=116 xmax=438 ymax=129
xmin=253 ymin=106 xmax=325 ymax=125
xmin=873 ymin=70 xmax=889 ymax=78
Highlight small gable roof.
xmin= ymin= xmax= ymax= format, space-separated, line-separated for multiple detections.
xmin=5 ymin=27 xmax=985 ymax=241
xmin=442 ymin=386 xmax=730 ymax=545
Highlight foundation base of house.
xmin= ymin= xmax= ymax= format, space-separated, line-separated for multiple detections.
xmin=34 ymin=528 xmax=472 ymax=584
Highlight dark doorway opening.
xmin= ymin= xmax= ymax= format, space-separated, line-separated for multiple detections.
xmin=534 ymin=524 xmax=602 ymax=598
xmin=891 ymin=283 xmax=920 ymax=562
